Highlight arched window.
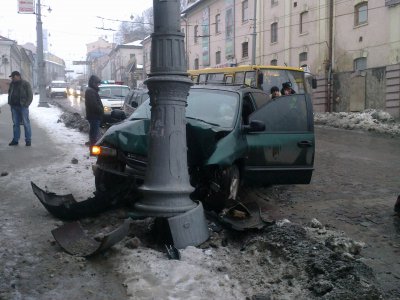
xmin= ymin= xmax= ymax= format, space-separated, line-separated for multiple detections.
xmin=271 ymin=22 xmax=278 ymax=43
xmin=216 ymin=51 xmax=221 ymax=64
xmin=354 ymin=57 xmax=367 ymax=71
xmin=242 ymin=0 xmax=249 ymax=22
xmin=215 ymin=14 xmax=221 ymax=34
xmin=300 ymin=11 xmax=308 ymax=34
xmin=355 ymin=2 xmax=368 ymax=26
xmin=194 ymin=58 xmax=199 ymax=70
xmin=194 ymin=25 xmax=199 ymax=43
xmin=299 ymin=52 xmax=308 ymax=63
xmin=242 ymin=42 xmax=249 ymax=58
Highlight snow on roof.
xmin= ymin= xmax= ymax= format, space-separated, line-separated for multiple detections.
xmin=123 ymin=40 xmax=143 ymax=47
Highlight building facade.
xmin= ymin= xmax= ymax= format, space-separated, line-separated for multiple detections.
xmin=181 ymin=0 xmax=400 ymax=117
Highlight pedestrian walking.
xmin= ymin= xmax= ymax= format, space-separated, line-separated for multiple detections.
xmin=8 ymin=71 xmax=33 ymax=146
xmin=85 ymin=75 xmax=104 ymax=149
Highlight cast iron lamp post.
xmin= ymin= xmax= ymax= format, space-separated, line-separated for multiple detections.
xmin=133 ymin=0 xmax=209 ymax=248
xmin=36 ymin=0 xmax=50 ymax=107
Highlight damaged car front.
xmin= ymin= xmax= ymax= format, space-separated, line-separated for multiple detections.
xmin=92 ymin=85 xmax=315 ymax=211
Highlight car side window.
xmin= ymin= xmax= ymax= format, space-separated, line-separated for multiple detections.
xmin=250 ymin=91 xmax=269 ymax=109
xmin=250 ymin=94 xmax=309 ymax=132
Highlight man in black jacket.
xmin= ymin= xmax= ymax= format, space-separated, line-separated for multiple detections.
xmin=8 ymin=71 xmax=33 ymax=146
xmin=85 ymin=75 xmax=104 ymax=147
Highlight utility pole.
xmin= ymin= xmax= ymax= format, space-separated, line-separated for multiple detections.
xmin=36 ymin=0 xmax=49 ymax=107
xmin=133 ymin=0 xmax=209 ymax=249
xmin=251 ymin=0 xmax=257 ymax=65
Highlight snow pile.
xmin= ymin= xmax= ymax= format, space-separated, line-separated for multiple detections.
xmin=314 ymin=109 xmax=400 ymax=136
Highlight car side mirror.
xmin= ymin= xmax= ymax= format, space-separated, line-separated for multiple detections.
xmin=243 ymin=120 xmax=265 ymax=133
xmin=111 ymin=109 xmax=126 ymax=121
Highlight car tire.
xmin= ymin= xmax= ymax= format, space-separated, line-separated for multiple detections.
xmin=223 ymin=164 xmax=241 ymax=202
xmin=204 ymin=164 xmax=241 ymax=212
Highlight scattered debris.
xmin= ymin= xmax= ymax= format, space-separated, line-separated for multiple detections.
xmin=51 ymin=219 xmax=131 ymax=257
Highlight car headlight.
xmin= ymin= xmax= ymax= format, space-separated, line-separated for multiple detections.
xmin=104 ymin=106 xmax=112 ymax=113
xmin=91 ymin=145 xmax=117 ymax=157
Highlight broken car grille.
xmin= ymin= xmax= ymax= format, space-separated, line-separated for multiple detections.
xmin=123 ymin=152 xmax=147 ymax=179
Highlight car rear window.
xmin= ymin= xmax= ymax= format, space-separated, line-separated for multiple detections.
xmin=99 ymin=86 xmax=130 ymax=99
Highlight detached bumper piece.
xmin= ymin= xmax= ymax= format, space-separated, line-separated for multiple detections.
xmin=218 ymin=201 xmax=274 ymax=231
xmin=31 ymin=181 xmax=124 ymax=220
xmin=51 ymin=219 xmax=132 ymax=257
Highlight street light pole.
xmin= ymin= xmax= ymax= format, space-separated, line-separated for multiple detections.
xmin=36 ymin=0 xmax=49 ymax=107
xmin=133 ymin=0 xmax=209 ymax=248
xmin=251 ymin=0 xmax=257 ymax=65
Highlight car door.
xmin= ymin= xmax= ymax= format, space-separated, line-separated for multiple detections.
xmin=244 ymin=94 xmax=315 ymax=185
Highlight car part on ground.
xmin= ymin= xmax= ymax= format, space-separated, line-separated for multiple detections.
xmin=31 ymin=181 xmax=129 ymax=220
xmin=218 ymin=201 xmax=275 ymax=231
xmin=51 ymin=219 xmax=132 ymax=257
xmin=165 ymin=244 xmax=181 ymax=260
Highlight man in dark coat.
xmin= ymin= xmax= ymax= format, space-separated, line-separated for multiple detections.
xmin=8 ymin=71 xmax=33 ymax=146
xmin=85 ymin=75 xmax=104 ymax=147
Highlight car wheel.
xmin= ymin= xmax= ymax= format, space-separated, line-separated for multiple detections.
xmin=223 ymin=164 xmax=240 ymax=201
xmin=204 ymin=164 xmax=241 ymax=212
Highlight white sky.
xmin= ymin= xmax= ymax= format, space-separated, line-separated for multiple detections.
xmin=0 ymin=0 xmax=153 ymax=72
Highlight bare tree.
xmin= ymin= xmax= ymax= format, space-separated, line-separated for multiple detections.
xmin=115 ymin=1 xmax=187 ymax=44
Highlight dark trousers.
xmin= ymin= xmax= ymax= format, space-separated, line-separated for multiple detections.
xmin=88 ymin=119 xmax=101 ymax=146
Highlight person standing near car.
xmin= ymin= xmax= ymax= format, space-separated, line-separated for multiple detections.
xmin=85 ymin=75 xmax=104 ymax=147
xmin=8 ymin=71 xmax=33 ymax=146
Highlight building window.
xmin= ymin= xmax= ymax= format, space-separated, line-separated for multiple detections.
xmin=299 ymin=52 xmax=308 ymax=63
xmin=271 ymin=22 xmax=278 ymax=43
xmin=181 ymin=27 xmax=185 ymax=34
xmin=194 ymin=25 xmax=199 ymax=43
xmin=242 ymin=42 xmax=249 ymax=58
xmin=215 ymin=14 xmax=221 ymax=34
xmin=194 ymin=58 xmax=199 ymax=70
xmin=242 ymin=0 xmax=249 ymax=22
xmin=355 ymin=2 xmax=368 ymax=26
xmin=354 ymin=57 xmax=367 ymax=71
xmin=271 ymin=0 xmax=278 ymax=6
xmin=300 ymin=11 xmax=308 ymax=34
xmin=270 ymin=59 xmax=278 ymax=66
xmin=216 ymin=51 xmax=221 ymax=64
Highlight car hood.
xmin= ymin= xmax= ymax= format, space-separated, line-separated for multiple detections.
xmin=98 ymin=118 xmax=237 ymax=166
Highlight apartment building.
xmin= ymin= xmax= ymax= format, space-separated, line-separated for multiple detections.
xmin=182 ymin=0 xmax=400 ymax=117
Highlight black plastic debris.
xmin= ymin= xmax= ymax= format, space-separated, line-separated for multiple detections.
xmin=218 ymin=201 xmax=274 ymax=231
xmin=31 ymin=181 xmax=124 ymax=220
xmin=51 ymin=219 xmax=132 ymax=257
xmin=165 ymin=244 xmax=181 ymax=260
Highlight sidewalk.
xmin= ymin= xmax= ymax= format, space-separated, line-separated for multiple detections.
xmin=0 ymin=102 xmax=60 ymax=173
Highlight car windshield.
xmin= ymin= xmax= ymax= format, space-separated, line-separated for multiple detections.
xmin=99 ymin=86 xmax=130 ymax=99
xmin=51 ymin=82 xmax=68 ymax=88
xmin=129 ymin=89 xmax=239 ymax=128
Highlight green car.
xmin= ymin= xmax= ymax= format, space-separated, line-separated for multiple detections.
xmin=92 ymin=85 xmax=315 ymax=210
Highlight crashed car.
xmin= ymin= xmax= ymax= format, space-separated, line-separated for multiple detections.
xmin=92 ymin=85 xmax=315 ymax=210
